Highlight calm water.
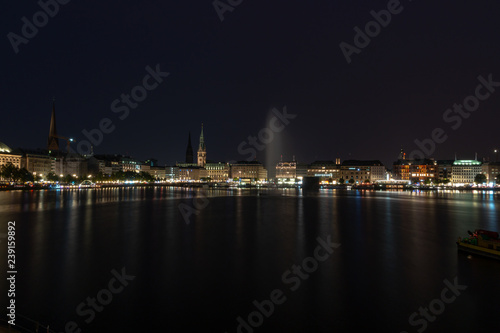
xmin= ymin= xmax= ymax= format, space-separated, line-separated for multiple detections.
xmin=1 ymin=188 xmax=499 ymax=332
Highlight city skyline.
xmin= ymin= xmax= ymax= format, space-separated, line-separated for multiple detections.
xmin=1 ymin=101 xmax=498 ymax=171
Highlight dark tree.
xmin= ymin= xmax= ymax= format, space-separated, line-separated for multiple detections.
xmin=474 ymin=174 xmax=487 ymax=184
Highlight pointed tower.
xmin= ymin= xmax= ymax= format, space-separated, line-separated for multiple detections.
xmin=197 ymin=123 xmax=206 ymax=167
xmin=47 ymin=100 xmax=60 ymax=151
xmin=398 ymin=146 xmax=406 ymax=161
xmin=185 ymin=132 xmax=194 ymax=163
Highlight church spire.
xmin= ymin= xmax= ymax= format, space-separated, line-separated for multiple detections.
xmin=199 ymin=123 xmax=205 ymax=150
xmin=197 ymin=123 xmax=206 ymax=167
xmin=47 ymin=99 xmax=60 ymax=151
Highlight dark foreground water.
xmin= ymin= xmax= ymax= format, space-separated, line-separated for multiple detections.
xmin=1 ymin=188 xmax=499 ymax=332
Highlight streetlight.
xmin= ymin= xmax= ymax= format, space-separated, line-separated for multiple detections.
xmin=495 ymin=149 xmax=498 ymax=162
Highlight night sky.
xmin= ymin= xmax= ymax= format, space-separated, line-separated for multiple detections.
xmin=2 ymin=0 xmax=500 ymax=169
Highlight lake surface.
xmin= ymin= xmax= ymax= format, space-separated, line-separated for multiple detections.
xmin=1 ymin=188 xmax=499 ymax=332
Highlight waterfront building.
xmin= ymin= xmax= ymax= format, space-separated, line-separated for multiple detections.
xmin=482 ymin=162 xmax=500 ymax=184
xmin=437 ymin=160 xmax=454 ymax=182
xmin=408 ymin=159 xmax=437 ymax=182
xmin=0 ymin=142 xmax=22 ymax=169
xmin=393 ymin=148 xmax=410 ymax=180
xmin=88 ymin=154 xmax=138 ymax=176
xmin=19 ymin=149 xmax=57 ymax=177
xmin=393 ymin=160 xmax=410 ymax=180
xmin=230 ymin=161 xmax=267 ymax=181
xmin=393 ymin=149 xmax=437 ymax=182
xmin=178 ymin=166 xmax=207 ymax=181
xmin=296 ymin=163 xmax=308 ymax=179
xmin=140 ymin=164 xmax=167 ymax=180
xmin=452 ymin=160 xmax=483 ymax=185
xmin=165 ymin=166 xmax=179 ymax=181
xmin=340 ymin=160 xmax=386 ymax=184
xmin=62 ymin=153 xmax=88 ymax=177
xmin=276 ymin=155 xmax=309 ymax=181
xmin=276 ymin=161 xmax=297 ymax=179
xmin=205 ymin=162 xmax=230 ymax=182
xmin=307 ymin=161 xmax=340 ymax=181
xmin=121 ymin=156 xmax=140 ymax=172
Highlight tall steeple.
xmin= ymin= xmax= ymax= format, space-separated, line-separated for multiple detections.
xmin=198 ymin=123 xmax=205 ymax=151
xmin=185 ymin=132 xmax=193 ymax=163
xmin=197 ymin=123 xmax=206 ymax=167
xmin=47 ymin=99 xmax=60 ymax=151
xmin=398 ymin=146 xmax=406 ymax=161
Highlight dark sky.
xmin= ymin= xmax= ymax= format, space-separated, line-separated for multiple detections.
xmin=2 ymin=0 xmax=500 ymax=169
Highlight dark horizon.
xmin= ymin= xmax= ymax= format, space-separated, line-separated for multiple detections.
xmin=2 ymin=0 xmax=500 ymax=168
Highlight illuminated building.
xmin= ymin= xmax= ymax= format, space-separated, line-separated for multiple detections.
xmin=482 ymin=162 xmax=500 ymax=184
xmin=437 ymin=160 xmax=454 ymax=181
xmin=340 ymin=160 xmax=386 ymax=184
xmin=0 ymin=142 xmax=22 ymax=169
xmin=452 ymin=160 xmax=483 ymax=185
xmin=393 ymin=149 xmax=436 ymax=182
xmin=178 ymin=166 xmax=207 ymax=181
xmin=307 ymin=161 xmax=340 ymax=180
xmin=275 ymin=158 xmax=309 ymax=182
xmin=88 ymin=155 xmax=137 ymax=176
xmin=276 ymin=161 xmax=297 ymax=179
xmin=19 ymin=149 xmax=56 ymax=177
xmin=230 ymin=161 xmax=267 ymax=181
xmin=62 ymin=153 xmax=88 ymax=177
xmin=140 ymin=164 xmax=167 ymax=180
xmin=409 ymin=160 xmax=437 ymax=182
xmin=165 ymin=166 xmax=179 ymax=180
xmin=205 ymin=162 xmax=230 ymax=182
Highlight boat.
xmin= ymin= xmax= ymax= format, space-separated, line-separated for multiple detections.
xmin=457 ymin=229 xmax=500 ymax=260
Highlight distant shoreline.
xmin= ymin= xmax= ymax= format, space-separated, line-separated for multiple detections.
xmin=0 ymin=183 xmax=499 ymax=192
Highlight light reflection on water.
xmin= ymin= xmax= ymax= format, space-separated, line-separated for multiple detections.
xmin=0 ymin=188 xmax=499 ymax=332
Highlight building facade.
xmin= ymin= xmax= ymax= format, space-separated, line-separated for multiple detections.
xmin=452 ymin=160 xmax=483 ymax=185
xmin=276 ymin=161 xmax=297 ymax=179
xmin=205 ymin=162 xmax=230 ymax=182
xmin=0 ymin=142 xmax=22 ymax=169
xmin=231 ymin=161 xmax=267 ymax=181
xmin=307 ymin=161 xmax=340 ymax=181
xmin=178 ymin=166 xmax=207 ymax=181
xmin=340 ymin=160 xmax=386 ymax=184
xmin=482 ymin=162 xmax=500 ymax=184
xmin=437 ymin=160 xmax=454 ymax=182
xmin=22 ymin=152 xmax=56 ymax=178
